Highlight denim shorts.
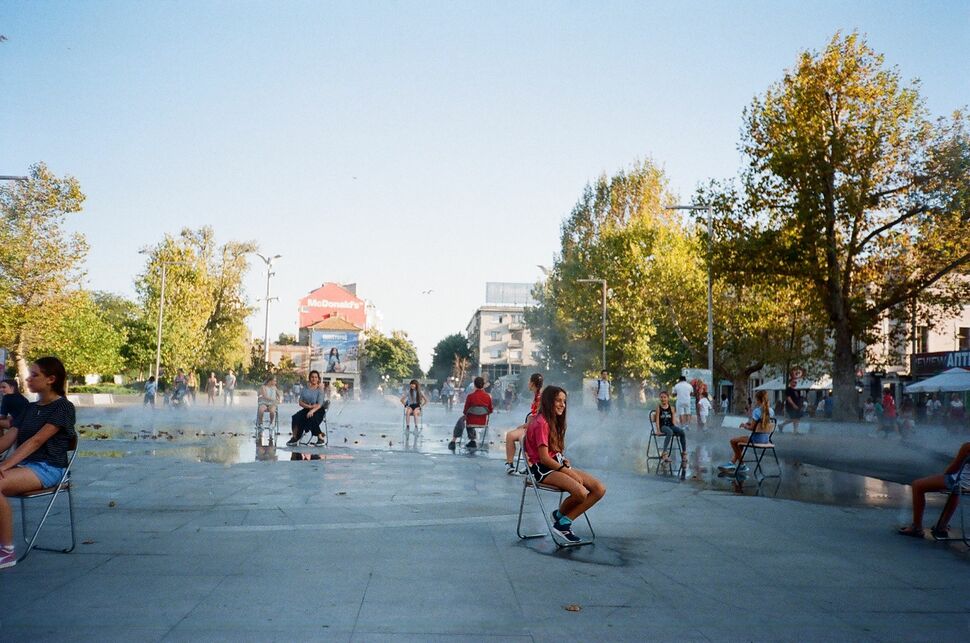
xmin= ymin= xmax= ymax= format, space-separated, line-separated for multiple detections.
xmin=944 ymin=472 xmax=969 ymax=492
xmin=18 ymin=461 xmax=66 ymax=488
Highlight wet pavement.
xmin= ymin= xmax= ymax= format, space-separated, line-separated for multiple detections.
xmin=3 ymin=399 xmax=968 ymax=640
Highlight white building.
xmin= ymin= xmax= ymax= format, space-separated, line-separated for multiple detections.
xmin=466 ymin=283 xmax=540 ymax=382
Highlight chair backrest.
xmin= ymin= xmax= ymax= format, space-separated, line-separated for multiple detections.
xmin=649 ymin=410 xmax=659 ymax=435
xmin=958 ymin=456 xmax=970 ymax=492
xmin=466 ymin=405 xmax=490 ymax=417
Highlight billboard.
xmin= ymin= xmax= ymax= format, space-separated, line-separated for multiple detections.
xmin=309 ymin=330 xmax=359 ymax=374
xmin=299 ymin=283 xmax=366 ymax=329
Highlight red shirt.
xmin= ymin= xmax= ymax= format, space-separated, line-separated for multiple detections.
xmin=882 ymin=394 xmax=896 ymax=419
xmin=524 ymin=414 xmax=560 ymax=465
xmin=463 ymin=388 xmax=493 ymax=426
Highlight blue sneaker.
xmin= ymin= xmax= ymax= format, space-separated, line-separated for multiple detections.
xmin=552 ymin=521 xmax=581 ymax=543
xmin=551 ymin=510 xmax=562 ymax=523
xmin=717 ymin=462 xmax=737 ymax=472
xmin=736 ymin=464 xmax=750 ymax=474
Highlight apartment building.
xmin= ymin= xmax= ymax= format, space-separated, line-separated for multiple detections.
xmin=466 ymin=283 xmax=539 ymax=382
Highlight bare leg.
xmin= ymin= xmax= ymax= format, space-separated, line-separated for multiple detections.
xmin=910 ymin=474 xmax=946 ymax=530
xmin=505 ymin=426 xmax=525 ymax=463
xmin=557 ymin=467 xmax=606 ymax=521
xmin=1 ymin=468 xmax=43 ymax=546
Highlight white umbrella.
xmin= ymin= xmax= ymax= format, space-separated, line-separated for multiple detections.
xmin=754 ymin=375 xmax=832 ymax=391
xmin=904 ymin=367 xmax=970 ymax=393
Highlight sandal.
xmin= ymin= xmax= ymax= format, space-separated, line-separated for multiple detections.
xmin=897 ymin=525 xmax=924 ymax=538
xmin=660 ymin=452 xmax=671 ymax=463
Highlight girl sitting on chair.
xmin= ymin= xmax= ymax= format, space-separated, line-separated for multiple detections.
xmin=898 ymin=442 xmax=970 ymax=539
xmin=400 ymin=380 xmax=427 ymax=431
xmin=256 ymin=375 xmax=281 ymax=428
xmin=524 ymin=385 xmax=606 ymax=543
xmin=655 ymin=391 xmax=687 ymax=468
xmin=287 ymin=370 xmax=327 ymax=447
xmin=0 ymin=356 xmax=77 ymax=569
xmin=719 ymin=389 xmax=774 ymax=474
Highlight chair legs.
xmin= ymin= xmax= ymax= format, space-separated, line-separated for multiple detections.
xmin=18 ymin=486 xmax=76 ymax=563
xmin=735 ymin=444 xmax=781 ymax=481
xmin=516 ymin=477 xmax=595 ymax=548
xmin=933 ymin=490 xmax=969 ymax=546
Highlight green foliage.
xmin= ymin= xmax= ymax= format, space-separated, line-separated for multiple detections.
xmin=715 ymin=31 xmax=970 ymax=417
xmin=359 ymin=329 xmax=422 ymax=388
xmin=31 ymin=290 xmax=126 ymax=376
xmin=92 ymin=291 xmax=155 ymax=373
xmin=428 ymin=333 xmax=472 ymax=385
xmin=276 ymin=332 xmax=299 ymax=345
xmin=135 ymin=227 xmax=257 ymax=374
xmin=0 ymin=163 xmax=87 ymax=379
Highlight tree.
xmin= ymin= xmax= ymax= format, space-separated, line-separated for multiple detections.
xmin=92 ymin=291 xmax=155 ymax=374
xmin=276 ymin=332 xmax=298 ymax=345
xmin=135 ymin=227 xmax=257 ymax=375
xmin=714 ymin=32 xmax=970 ymax=419
xmin=359 ymin=329 xmax=422 ymax=389
xmin=0 ymin=163 xmax=87 ymax=381
xmin=428 ymin=333 xmax=472 ymax=385
xmin=31 ymin=290 xmax=126 ymax=377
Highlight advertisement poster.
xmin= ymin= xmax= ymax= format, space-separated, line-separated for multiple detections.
xmin=309 ymin=330 xmax=359 ymax=374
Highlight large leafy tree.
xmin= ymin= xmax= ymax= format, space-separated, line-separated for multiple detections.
xmin=93 ymin=291 xmax=155 ymax=374
xmin=359 ymin=329 xmax=422 ymax=388
xmin=0 ymin=163 xmax=87 ymax=381
xmin=135 ymin=227 xmax=256 ymax=374
xmin=713 ymin=32 xmax=970 ymax=419
xmin=428 ymin=333 xmax=472 ymax=385
xmin=31 ymin=290 xmax=126 ymax=377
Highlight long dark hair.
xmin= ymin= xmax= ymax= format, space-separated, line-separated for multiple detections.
xmin=35 ymin=356 xmax=67 ymax=396
xmin=2 ymin=378 xmax=20 ymax=393
xmin=529 ymin=372 xmax=543 ymax=392
xmin=409 ymin=379 xmax=421 ymax=402
xmin=538 ymin=385 xmax=567 ymax=453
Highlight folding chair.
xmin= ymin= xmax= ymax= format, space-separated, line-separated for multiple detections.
xmin=463 ymin=406 xmax=490 ymax=450
xmin=254 ymin=405 xmax=281 ymax=439
xmin=296 ymin=401 xmax=329 ymax=446
xmin=516 ymin=463 xmax=595 ymax=548
xmin=735 ymin=417 xmax=780 ymax=481
xmin=933 ymin=457 xmax=970 ymax=546
xmin=16 ymin=434 xmax=79 ymax=562
xmin=646 ymin=410 xmax=685 ymax=475
xmin=512 ymin=412 xmax=533 ymax=473
xmin=403 ymin=405 xmax=423 ymax=433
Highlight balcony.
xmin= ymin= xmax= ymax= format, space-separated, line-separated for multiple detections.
xmin=507 ymin=339 xmax=522 ymax=349
xmin=508 ymin=322 xmax=524 ymax=332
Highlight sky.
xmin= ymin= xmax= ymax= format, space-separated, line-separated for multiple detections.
xmin=1 ymin=0 xmax=968 ymax=370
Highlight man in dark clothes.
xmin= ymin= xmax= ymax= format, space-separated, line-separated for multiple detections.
xmin=778 ymin=379 xmax=803 ymax=434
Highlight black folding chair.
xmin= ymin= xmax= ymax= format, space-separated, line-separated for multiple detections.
xmin=463 ymin=405 xmax=490 ymax=450
xmin=933 ymin=456 xmax=970 ymax=546
xmin=735 ymin=417 xmax=780 ymax=481
xmin=16 ymin=434 xmax=79 ymax=562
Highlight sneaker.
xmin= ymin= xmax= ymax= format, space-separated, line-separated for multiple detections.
xmin=552 ymin=522 xmax=582 ymax=543
xmin=736 ymin=464 xmax=750 ymax=474
xmin=447 ymin=441 xmax=456 ymax=451
xmin=505 ymin=463 xmax=515 ymax=475
xmin=285 ymin=438 xmax=299 ymax=447
xmin=551 ymin=509 xmax=562 ymax=523
xmin=312 ymin=436 xmax=326 ymax=447
xmin=465 ymin=441 xmax=477 ymax=449
xmin=717 ymin=462 xmax=737 ymax=472
xmin=0 ymin=547 xmax=15 ymax=569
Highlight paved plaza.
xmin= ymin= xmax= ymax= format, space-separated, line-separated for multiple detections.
xmin=2 ymin=401 xmax=968 ymax=641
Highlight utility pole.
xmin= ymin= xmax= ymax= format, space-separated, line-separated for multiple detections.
xmin=255 ymin=253 xmax=282 ymax=363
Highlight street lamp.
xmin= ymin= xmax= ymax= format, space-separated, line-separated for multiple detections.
xmin=0 ymin=176 xmax=28 ymax=182
xmin=255 ymin=253 xmax=282 ymax=363
xmin=666 ymin=204 xmax=714 ymax=383
xmin=139 ymin=251 xmax=193 ymax=401
xmin=577 ymin=278 xmax=608 ymax=372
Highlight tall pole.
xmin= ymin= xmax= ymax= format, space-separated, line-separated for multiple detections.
xmin=706 ymin=206 xmax=713 ymax=382
xmin=601 ymin=280 xmax=607 ymax=372
xmin=154 ymin=263 xmax=167 ymax=382
xmin=255 ymin=253 xmax=281 ymax=364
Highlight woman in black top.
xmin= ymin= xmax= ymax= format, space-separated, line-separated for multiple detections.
xmin=655 ymin=391 xmax=687 ymax=467
xmin=0 ymin=357 xmax=77 ymax=569
xmin=0 ymin=378 xmax=29 ymax=434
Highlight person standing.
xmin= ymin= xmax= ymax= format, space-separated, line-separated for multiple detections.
xmin=880 ymin=387 xmax=897 ymax=436
xmin=696 ymin=391 xmax=713 ymax=430
xmin=223 ymin=369 xmax=237 ymax=406
xmin=778 ymin=379 xmax=803 ymax=434
xmin=143 ymin=376 xmax=157 ymax=408
xmin=672 ymin=376 xmax=694 ymax=428
xmin=594 ymin=370 xmax=611 ymax=413
xmin=206 ymin=372 xmax=218 ymax=405
xmin=187 ymin=371 xmax=198 ymax=404
xmin=441 ymin=379 xmax=455 ymax=412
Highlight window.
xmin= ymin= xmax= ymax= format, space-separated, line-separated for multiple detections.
xmin=497 ymin=315 xmax=504 ymax=324
xmin=489 ymin=331 xmax=502 ymax=341
xmin=489 ymin=349 xmax=504 ymax=359
xmin=959 ymin=327 xmax=970 ymax=351
xmin=916 ymin=326 xmax=929 ymax=354
xmin=510 ymin=350 xmax=522 ymax=360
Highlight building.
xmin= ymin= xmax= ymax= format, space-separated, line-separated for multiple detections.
xmin=298 ymin=283 xmax=367 ymax=331
xmin=466 ymin=282 xmax=540 ymax=382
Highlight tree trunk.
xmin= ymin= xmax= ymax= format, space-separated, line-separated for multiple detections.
xmin=831 ymin=322 xmax=858 ymax=421
xmin=731 ymin=376 xmax=750 ymax=415
xmin=14 ymin=334 xmax=30 ymax=388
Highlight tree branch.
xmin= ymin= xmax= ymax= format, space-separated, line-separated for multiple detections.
xmin=661 ymin=295 xmax=702 ymax=363
xmin=872 ymin=252 xmax=970 ymax=316
xmin=853 ymin=204 xmax=930 ymax=254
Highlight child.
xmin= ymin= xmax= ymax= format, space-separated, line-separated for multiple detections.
xmin=719 ymin=389 xmax=774 ymax=474
xmin=503 ymin=373 xmax=543 ymax=475
xmin=524 ymin=386 xmax=606 ymax=543
xmin=143 ymin=376 xmax=157 ymax=408
xmin=697 ymin=391 xmax=713 ymax=430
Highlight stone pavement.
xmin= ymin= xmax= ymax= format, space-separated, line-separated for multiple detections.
xmin=1 ymin=403 xmax=968 ymax=641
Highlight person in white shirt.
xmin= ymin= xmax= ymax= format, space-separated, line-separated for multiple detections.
xmin=593 ymin=370 xmax=611 ymax=413
xmin=696 ymin=391 xmax=713 ymax=429
xmin=672 ymin=376 xmax=694 ymax=428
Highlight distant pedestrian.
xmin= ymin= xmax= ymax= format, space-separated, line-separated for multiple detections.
xmin=864 ymin=397 xmax=876 ymax=423
xmin=594 ymin=370 xmax=611 ymax=413
xmin=441 ymin=379 xmax=455 ymax=412
xmin=144 ymin=376 xmax=157 ymax=408
xmin=206 ymin=372 xmax=218 ymax=405
xmin=187 ymin=371 xmax=198 ymax=403
xmin=224 ymin=369 xmax=236 ymax=406
xmin=719 ymin=393 xmax=729 ymax=415
xmin=778 ymin=380 xmax=803 ymax=434
xmin=879 ymin=387 xmax=897 ymax=436
xmin=672 ymin=376 xmax=693 ymax=427
xmin=696 ymin=391 xmax=712 ymax=430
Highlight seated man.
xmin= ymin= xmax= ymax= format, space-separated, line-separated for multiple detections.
xmin=448 ymin=376 xmax=492 ymax=450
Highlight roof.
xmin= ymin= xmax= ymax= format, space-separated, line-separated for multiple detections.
xmin=304 ymin=316 xmax=362 ymax=332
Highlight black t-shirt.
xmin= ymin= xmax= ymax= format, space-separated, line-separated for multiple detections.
xmin=784 ymin=387 xmax=802 ymax=409
xmin=14 ymin=396 xmax=77 ymax=468
xmin=657 ymin=405 xmax=675 ymax=428
xmin=0 ymin=392 xmax=28 ymax=420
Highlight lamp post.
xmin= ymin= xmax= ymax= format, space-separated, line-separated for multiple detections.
xmin=0 ymin=176 xmax=28 ymax=182
xmin=666 ymin=205 xmax=714 ymax=384
xmin=140 ymin=252 xmax=192 ymax=402
xmin=255 ymin=253 xmax=282 ymax=363
xmin=577 ymin=278 xmax=608 ymax=372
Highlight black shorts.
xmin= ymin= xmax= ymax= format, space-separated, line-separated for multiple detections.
xmin=786 ymin=408 xmax=803 ymax=419
xmin=528 ymin=453 xmax=565 ymax=483
xmin=406 ymin=403 xmax=421 ymax=410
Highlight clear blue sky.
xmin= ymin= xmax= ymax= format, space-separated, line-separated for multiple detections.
xmin=2 ymin=1 xmax=968 ymax=370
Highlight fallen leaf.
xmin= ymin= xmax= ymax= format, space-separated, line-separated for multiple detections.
xmin=82 ymin=539 xmax=96 ymax=545
xmin=108 ymin=500 xmax=117 ymax=508
xmin=564 ymin=604 xmax=582 ymax=612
